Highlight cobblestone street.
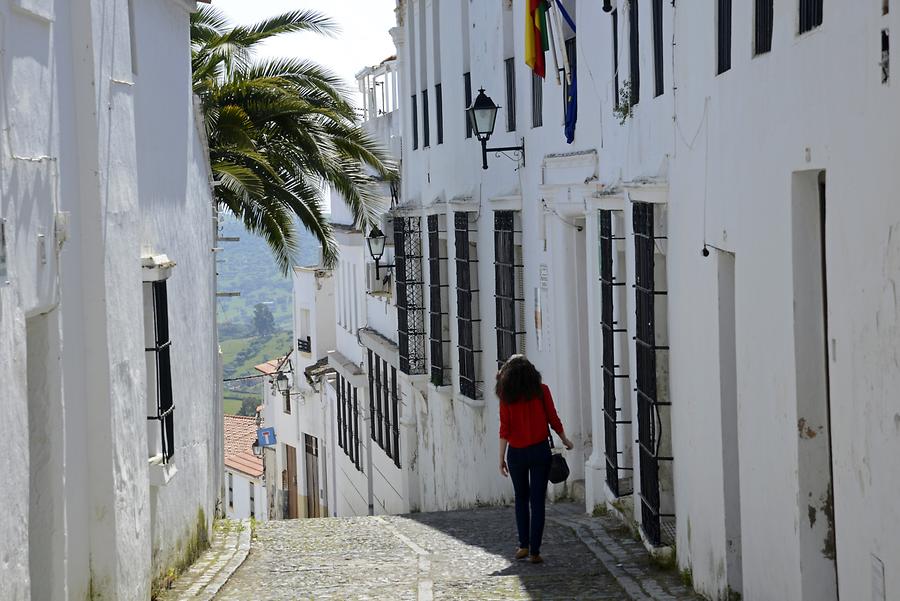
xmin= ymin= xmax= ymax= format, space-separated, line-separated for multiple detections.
xmin=212 ymin=503 xmax=701 ymax=600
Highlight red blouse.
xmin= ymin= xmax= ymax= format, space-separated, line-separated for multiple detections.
xmin=499 ymin=383 xmax=564 ymax=448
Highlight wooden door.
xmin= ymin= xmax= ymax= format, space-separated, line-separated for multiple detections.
xmin=304 ymin=434 xmax=321 ymax=518
xmin=285 ymin=444 xmax=299 ymax=519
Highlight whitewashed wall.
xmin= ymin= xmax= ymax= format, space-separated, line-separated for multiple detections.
xmin=225 ymin=470 xmax=266 ymax=521
xmin=0 ymin=0 xmax=220 ymax=599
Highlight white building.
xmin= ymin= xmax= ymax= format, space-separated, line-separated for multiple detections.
xmin=0 ymin=0 xmax=222 ymax=599
xmin=224 ymin=415 xmax=267 ymax=521
xmin=302 ymin=1 xmax=900 ymax=600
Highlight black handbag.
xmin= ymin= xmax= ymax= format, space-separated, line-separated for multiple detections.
xmin=548 ymin=435 xmax=570 ymax=484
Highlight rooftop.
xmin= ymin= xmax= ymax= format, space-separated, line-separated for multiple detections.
xmin=224 ymin=414 xmax=263 ymax=478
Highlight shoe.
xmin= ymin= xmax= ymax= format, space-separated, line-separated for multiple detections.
xmin=514 ymin=547 xmax=529 ymax=560
xmin=529 ymin=554 xmax=544 ymax=564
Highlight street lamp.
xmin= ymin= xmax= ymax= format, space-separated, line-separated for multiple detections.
xmin=274 ymin=372 xmax=289 ymax=394
xmin=366 ymin=226 xmax=394 ymax=278
xmin=252 ymin=440 xmax=263 ymax=458
xmin=602 ymin=0 xmax=614 ymax=13
xmin=466 ymin=88 xmax=525 ymax=170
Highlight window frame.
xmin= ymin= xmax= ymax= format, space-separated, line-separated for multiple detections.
xmin=435 ymin=83 xmax=444 ymax=144
xmin=717 ymin=0 xmax=733 ymax=75
xmin=422 ymin=88 xmax=430 ymax=148
xmin=531 ymin=71 xmax=543 ymax=128
xmin=493 ymin=211 xmax=525 ymax=367
xmin=455 ymin=211 xmax=483 ymax=400
xmin=652 ymin=0 xmax=664 ymax=95
xmin=754 ymin=0 xmax=774 ymax=55
xmin=629 ymin=0 xmax=641 ymax=105
xmin=505 ymin=57 xmax=517 ymax=132
xmin=394 ymin=217 xmax=427 ymax=376
xmin=411 ymin=94 xmax=419 ymax=150
xmin=799 ymin=0 xmax=823 ymax=34
xmin=464 ymin=72 xmax=473 ymax=138
xmin=427 ymin=214 xmax=451 ymax=386
xmin=145 ymin=279 xmax=175 ymax=464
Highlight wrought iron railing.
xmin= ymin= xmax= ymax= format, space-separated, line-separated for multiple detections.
xmin=395 ymin=217 xmax=427 ymax=376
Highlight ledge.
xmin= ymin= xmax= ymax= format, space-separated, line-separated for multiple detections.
xmin=149 ymin=455 xmax=177 ymax=487
xmin=622 ymin=179 xmax=669 ymax=204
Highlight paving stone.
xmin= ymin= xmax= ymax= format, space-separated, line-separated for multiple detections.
xmin=209 ymin=503 xmax=703 ymax=600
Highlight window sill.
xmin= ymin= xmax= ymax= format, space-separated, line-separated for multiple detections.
xmin=149 ymin=455 xmax=177 ymax=487
xmin=455 ymin=393 xmax=486 ymax=409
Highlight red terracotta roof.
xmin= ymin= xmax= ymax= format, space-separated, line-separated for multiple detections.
xmin=224 ymin=415 xmax=263 ymax=478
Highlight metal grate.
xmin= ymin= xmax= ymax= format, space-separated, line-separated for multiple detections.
xmin=754 ymin=0 xmax=773 ymax=55
xmin=464 ymin=72 xmax=473 ymax=138
xmin=505 ymin=57 xmax=516 ymax=132
xmin=391 ymin=365 xmax=401 ymax=468
xmin=455 ymin=211 xmax=483 ymax=400
xmin=411 ymin=95 xmax=418 ymax=150
xmin=494 ymin=211 xmax=525 ymax=367
xmin=629 ymin=0 xmax=640 ymax=105
xmin=146 ymin=280 xmax=175 ymax=464
xmin=297 ymin=336 xmax=311 ymax=353
xmin=652 ymin=0 xmax=664 ymax=95
xmin=395 ymin=217 xmax=427 ymax=376
xmin=799 ymin=0 xmax=823 ymax=34
xmin=531 ymin=71 xmax=543 ymax=127
xmin=633 ymin=201 xmax=672 ymax=547
xmin=717 ymin=0 xmax=732 ymax=74
xmin=428 ymin=214 xmax=451 ymax=386
xmin=600 ymin=211 xmax=633 ymax=497
xmin=612 ymin=9 xmax=620 ymax=108
xmin=367 ymin=350 xmax=401 ymax=466
xmin=435 ymin=83 xmax=444 ymax=144
xmin=422 ymin=89 xmax=430 ymax=148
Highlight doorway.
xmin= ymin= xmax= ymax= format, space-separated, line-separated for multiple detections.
xmin=285 ymin=444 xmax=299 ymax=519
xmin=304 ymin=434 xmax=321 ymax=518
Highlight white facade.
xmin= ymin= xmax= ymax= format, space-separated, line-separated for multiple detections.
xmin=300 ymin=1 xmax=900 ymax=600
xmin=0 ymin=0 xmax=222 ymax=599
xmin=224 ymin=470 xmax=266 ymax=521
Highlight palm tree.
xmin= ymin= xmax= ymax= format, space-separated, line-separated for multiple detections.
xmin=191 ymin=7 xmax=395 ymax=273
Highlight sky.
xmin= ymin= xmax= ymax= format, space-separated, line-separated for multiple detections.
xmin=208 ymin=0 xmax=398 ymax=101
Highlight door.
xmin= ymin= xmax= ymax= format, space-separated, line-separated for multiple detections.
xmin=304 ymin=434 xmax=321 ymax=518
xmin=285 ymin=444 xmax=299 ymax=519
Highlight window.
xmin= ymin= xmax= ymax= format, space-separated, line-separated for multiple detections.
xmin=336 ymin=374 xmax=361 ymax=470
xmin=464 ymin=72 xmax=473 ymax=138
xmin=435 ymin=83 xmax=444 ymax=144
xmin=127 ymin=0 xmax=138 ymax=74
xmin=633 ymin=201 xmax=673 ymax=547
xmin=283 ymin=379 xmax=291 ymax=414
xmin=882 ymin=29 xmax=890 ymax=84
xmin=411 ymin=95 xmax=419 ymax=150
xmin=427 ymin=214 xmax=451 ymax=386
xmin=494 ymin=211 xmax=525 ymax=367
xmin=612 ymin=9 xmax=621 ymax=108
xmin=228 ymin=472 xmax=234 ymax=508
xmin=799 ymin=0 xmax=823 ymax=34
xmin=754 ymin=0 xmax=774 ymax=55
xmin=298 ymin=308 xmax=311 ymax=353
xmin=600 ymin=210 xmax=633 ymax=498
xmin=652 ymin=0 xmax=664 ymax=95
xmin=563 ymin=37 xmax=577 ymax=112
xmin=144 ymin=280 xmax=175 ymax=464
xmin=505 ymin=58 xmax=517 ymax=132
xmin=717 ymin=0 xmax=733 ymax=74
xmin=422 ymin=89 xmax=430 ymax=147
xmin=531 ymin=71 xmax=543 ymax=128
xmin=394 ymin=217 xmax=427 ymax=376
xmin=455 ymin=212 xmax=483 ymax=399
xmin=367 ymin=350 xmax=401 ymax=467
xmin=629 ymin=0 xmax=641 ymax=105
xmin=249 ymin=481 xmax=255 ymax=519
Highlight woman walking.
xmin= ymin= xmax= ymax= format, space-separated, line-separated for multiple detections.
xmin=497 ymin=355 xmax=573 ymax=564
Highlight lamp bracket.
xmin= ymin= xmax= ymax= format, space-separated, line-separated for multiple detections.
xmin=481 ymin=137 xmax=526 ymax=170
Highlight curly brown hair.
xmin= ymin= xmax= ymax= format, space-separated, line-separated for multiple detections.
xmin=495 ymin=354 xmax=543 ymax=404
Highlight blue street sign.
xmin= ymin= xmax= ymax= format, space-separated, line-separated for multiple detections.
xmin=257 ymin=427 xmax=277 ymax=447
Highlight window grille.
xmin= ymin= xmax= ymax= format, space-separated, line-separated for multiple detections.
xmin=652 ymin=0 xmax=664 ymax=95
xmin=754 ymin=0 xmax=774 ymax=55
xmin=427 ymin=214 xmax=451 ymax=386
xmin=336 ymin=374 xmax=361 ymax=471
xmin=629 ymin=0 xmax=641 ymax=105
xmin=882 ymin=29 xmax=890 ymax=84
xmin=422 ymin=89 xmax=430 ymax=148
xmin=336 ymin=374 xmax=345 ymax=451
xmin=352 ymin=386 xmax=360 ymax=469
xmin=505 ymin=57 xmax=516 ymax=132
xmin=283 ymin=383 xmax=291 ymax=414
xmin=435 ymin=83 xmax=444 ymax=144
xmin=249 ymin=481 xmax=255 ymax=519
xmin=145 ymin=280 xmax=175 ymax=464
xmin=297 ymin=336 xmax=311 ymax=354
xmin=612 ymin=9 xmax=620 ymax=108
xmin=600 ymin=211 xmax=633 ymax=497
xmin=799 ymin=0 xmax=823 ymax=34
xmin=367 ymin=350 xmax=401 ymax=466
xmin=464 ymin=72 xmax=473 ymax=138
xmin=717 ymin=0 xmax=733 ymax=74
xmin=394 ymin=217 xmax=427 ymax=376
xmin=455 ymin=211 xmax=483 ymax=399
xmin=563 ymin=37 xmax=577 ymax=112
xmin=228 ymin=472 xmax=233 ymax=507
xmin=531 ymin=71 xmax=543 ymax=127
xmin=633 ymin=201 xmax=673 ymax=546
xmin=494 ymin=211 xmax=525 ymax=367
xmin=411 ymin=95 xmax=419 ymax=150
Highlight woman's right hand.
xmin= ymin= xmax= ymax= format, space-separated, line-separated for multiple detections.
xmin=562 ymin=436 xmax=574 ymax=450
xmin=500 ymin=460 xmax=509 ymax=477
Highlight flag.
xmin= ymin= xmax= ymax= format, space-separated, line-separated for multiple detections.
xmin=525 ymin=0 xmax=548 ymax=78
xmin=565 ymin=67 xmax=577 ymax=143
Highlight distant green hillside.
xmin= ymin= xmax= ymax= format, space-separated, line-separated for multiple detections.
xmin=216 ymin=217 xmax=320 ymax=415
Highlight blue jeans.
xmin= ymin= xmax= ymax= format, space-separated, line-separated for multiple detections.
xmin=507 ymin=440 xmax=552 ymax=555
